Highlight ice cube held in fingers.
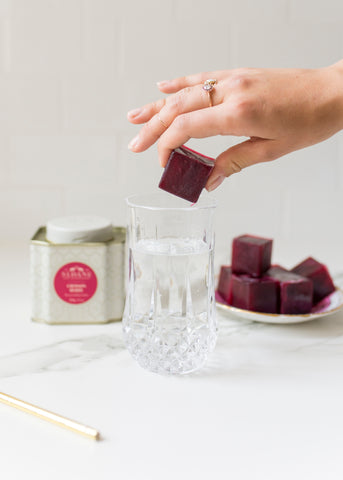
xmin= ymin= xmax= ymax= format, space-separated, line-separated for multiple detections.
xmin=158 ymin=146 xmax=214 ymax=203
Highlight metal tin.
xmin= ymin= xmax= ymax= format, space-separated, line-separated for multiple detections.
xmin=30 ymin=226 xmax=126 ymax=324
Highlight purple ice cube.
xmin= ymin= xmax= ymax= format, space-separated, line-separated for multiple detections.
xmin=291 ymin=257 xmax=335 ymax=304
xmin=158 ymin=145 xmax=214 ymax=203
xmin=265 ymin=265 xmax=313 ymax=314
xmin=232 ymin=234 xmax=273 ymax=277
xmin=230 ymin=273 xmax=279 ymax=313
xmin=217 ymin=266 xmax=232 ymax=304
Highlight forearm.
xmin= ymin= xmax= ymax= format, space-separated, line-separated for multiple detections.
xmin=326 ymin=60 xmax=343 ymax=132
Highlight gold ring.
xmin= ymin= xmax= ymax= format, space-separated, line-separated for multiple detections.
xmin=202 ymin=78 xmax=217 ymax=107
xmin=157 ymin=114 xmax=168 ymax=128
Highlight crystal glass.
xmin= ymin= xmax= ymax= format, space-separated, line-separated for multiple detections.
xmin=122 ymin=192 xmax=217 ymax=375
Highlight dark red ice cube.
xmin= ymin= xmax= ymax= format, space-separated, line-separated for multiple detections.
xmin=158 ymin=145 xmax=214 ymax=203
xmin=230 ymin=273 xmax=279 ymax=313
xmin=266 ymin=265 xmax=313 ymax=314
xmin=232 ymin=234 xmax=272 ymax=277
xmin=291 ymin=257 xmax=335 ymax=304
xmin=217 ymin=266 xmax=232 ymax=304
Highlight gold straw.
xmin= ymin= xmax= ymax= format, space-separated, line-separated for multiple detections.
xmin=0 ymin=392 xmax=100 ymax=440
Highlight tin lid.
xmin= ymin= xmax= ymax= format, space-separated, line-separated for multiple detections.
xmin=46 ymin=216 xmax=114 ymax=244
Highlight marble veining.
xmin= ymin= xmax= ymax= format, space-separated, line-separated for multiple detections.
xmin=2 ymin=311 xmax=343 ymax=381
xmin=0 ymin=335 xmax=125 ymax=378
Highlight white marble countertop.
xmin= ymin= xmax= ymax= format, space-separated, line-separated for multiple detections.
xmin=1 ymin=243 xmax=343 ymax=480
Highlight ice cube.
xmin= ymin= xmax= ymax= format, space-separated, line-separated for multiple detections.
xmin=230 ymin=273 xmax=279 ymax=313
xmin=291 ymin=257 xmax=335 ymax=304
xmin=158 ymin=146 xmax=214 ymax=203
xmin=266 ymin=265 xmax=313 ymax=314
xmin=217 ymin=266 xmax=232 ymax=304
xmin=232 ymin=234 xmax=272 ymax=277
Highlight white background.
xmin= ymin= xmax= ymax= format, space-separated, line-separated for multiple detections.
xmin=0 ymin=0 xmax=342 ymax=272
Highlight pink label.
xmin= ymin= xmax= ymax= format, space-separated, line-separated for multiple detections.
xmin=54 ymin=262 xmax=97 ymax=304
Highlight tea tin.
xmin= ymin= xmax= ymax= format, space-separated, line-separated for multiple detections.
xmin=30 ymin=216 xmax=126 ymax=324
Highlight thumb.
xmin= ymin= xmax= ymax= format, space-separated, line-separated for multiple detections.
xmin=206 ymin=137 xmax=282 ymax=191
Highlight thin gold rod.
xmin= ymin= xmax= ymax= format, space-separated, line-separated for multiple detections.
xmin=0 ymin=392 xmax=100 ymax=440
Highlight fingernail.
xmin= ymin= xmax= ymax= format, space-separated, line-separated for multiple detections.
xmin=206 ymin=175 xmax=225 ymax=192
xmin=127 ymin=108 xmax=142 ymax=118
xmin=157 ymin=80 xmax=170 ymax=88
xmin=128 ymin=135 xmax=140 ymax=150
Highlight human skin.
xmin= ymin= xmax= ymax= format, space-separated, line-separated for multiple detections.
xmin=127 ymin=60 xmax=343 ymax=192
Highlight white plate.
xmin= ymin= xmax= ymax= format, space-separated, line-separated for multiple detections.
xmin=215 ymin=288 xmax=343 ymax=324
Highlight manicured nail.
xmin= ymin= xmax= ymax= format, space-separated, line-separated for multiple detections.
xmin=127 ymin=108 xmax=142 ymax=118
xmin=157 ymin=80 xmax=170 ymax=88
xmin=128 ymin=135 xmax=140 ymax=150
xmin=207 ymin=175 xmax=225 ymax=192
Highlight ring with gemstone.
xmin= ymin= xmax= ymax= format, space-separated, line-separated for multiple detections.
xmin=202 ymin=79 xmax=217 ymax=107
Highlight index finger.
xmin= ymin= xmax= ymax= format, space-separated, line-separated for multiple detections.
xmin=157 ymin=71 xmax=228 ymax=94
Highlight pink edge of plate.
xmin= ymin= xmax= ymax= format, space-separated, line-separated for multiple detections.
xmin=215 ymin=289 xmax=340 ymax=316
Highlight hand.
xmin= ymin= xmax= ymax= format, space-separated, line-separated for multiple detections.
xmin=127 ymin=61 xmax=343 ymax=191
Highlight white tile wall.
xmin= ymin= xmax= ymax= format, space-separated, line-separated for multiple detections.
xmin=0 ymin=1 xmax=10 ymax=16
xmin=10 ymin=0 xmax=82 ymax=74
xmin=62 ymin=72 xmax=120 ymax=130
xmin=0 ymin=75 xmax=9 ymax=131
xmin=175 ymin=0 xmax=289 ymax=24
xmin=64 ymin=188 xmax=127 ymax=227
xmin=0 ymin=187 xmax=63 ymax=239
xmin=0 ymin=0 xmax=342 ymax=273
xmin=0 ymin=20 xmax=6 ymax=72
xmin=8 ymin=74 xmax=61 ymax=132
xmin=289 ymin=0 xmax=343 ymax=23
xmin=82 ymin=0 xmax=119 ymax=75
xmin=0 ymin=135 xmax=9 ymax=185
xmin=231 ymin=22 xmax=342 ymax=68
xmin=9 ymin=135 xmax=117 ymax=188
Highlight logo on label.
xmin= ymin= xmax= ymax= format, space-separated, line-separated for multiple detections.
xmin=54 ymin=262 xmax=97 ymax=304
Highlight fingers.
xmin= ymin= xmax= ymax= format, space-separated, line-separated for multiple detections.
xmin=157 ymin=71 xmax=228 ymax=94
xmin=127 ymin=98 xmax=166 ymax=124
xmin=128 ymin=81 xmax=223 ymax=126
xmin=157 ymin=105 xmax=226 ymax=167
xmin=156 ymin=101 xmax=266 ymax=167
xmin=128 ymin=85 xmax=224 ymax=153
xmin=206 ymin=138 xmax=282 ymax=191
xmin=127 ymin=71 xmax=227 ymax=124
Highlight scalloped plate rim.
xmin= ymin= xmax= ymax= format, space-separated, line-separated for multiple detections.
xmin=216 ymin=287 xmax=343 ymax=324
